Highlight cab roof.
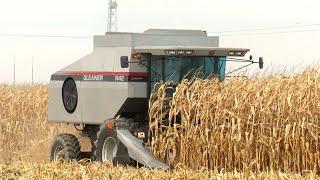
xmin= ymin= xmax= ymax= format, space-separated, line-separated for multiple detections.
xmin=94 ymin=29 xmax=219 ymax=48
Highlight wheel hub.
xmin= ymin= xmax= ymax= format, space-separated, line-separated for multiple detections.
xmin=102 ymin=137 xmax=118 ymax=163
xmin=53 ymin=147 xmax=64 ymax=161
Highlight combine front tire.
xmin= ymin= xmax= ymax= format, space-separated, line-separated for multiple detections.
xmin=93 ymin=121 xmax=130 ymax=165
xmin=50 ymin=133 xmax=81 ymax=162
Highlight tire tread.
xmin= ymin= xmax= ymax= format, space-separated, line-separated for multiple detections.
xmin=50 ymin=133 xmax=81 ymax=162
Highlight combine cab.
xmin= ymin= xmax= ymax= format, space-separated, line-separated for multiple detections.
xmin=48 ymin=29 xmax=263 ymax=169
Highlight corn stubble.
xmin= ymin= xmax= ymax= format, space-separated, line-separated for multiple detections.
xmin=149 ymin=70 xmax=320 ymax=173
xmin=0 ymin=162 xmax=317 ymax=179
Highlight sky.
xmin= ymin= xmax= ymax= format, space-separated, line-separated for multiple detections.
xmin=0 ymin=0 xmax=320 ymax=83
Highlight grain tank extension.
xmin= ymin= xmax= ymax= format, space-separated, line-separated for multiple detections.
xmin=48 ymin=29 xmax=263 ymax=169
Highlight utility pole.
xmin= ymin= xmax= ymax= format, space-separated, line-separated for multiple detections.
xmin=107 ymin=0 xmax=118 ymax=32
xmin=13 ymin=56 xmax=16 ymax=85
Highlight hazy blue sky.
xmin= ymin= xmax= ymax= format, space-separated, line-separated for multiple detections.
xmin=0 ymin=0 xmax=320 ymax=83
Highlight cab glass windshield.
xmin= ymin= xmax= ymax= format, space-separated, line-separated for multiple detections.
xmin=150 ymin=56 xmax=226 ymax=86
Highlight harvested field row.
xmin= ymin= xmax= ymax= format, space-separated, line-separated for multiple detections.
xmin=0 ymin=162 xmax=317 ymax=180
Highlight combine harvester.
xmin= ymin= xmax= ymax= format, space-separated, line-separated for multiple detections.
xmin=48 ymin=29 xmax=263 ymax=169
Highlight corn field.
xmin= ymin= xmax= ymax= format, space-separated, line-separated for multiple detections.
xmin=149 ymin=69 xmax=320 ymax=173
xmin=1 ymin=70 xmax=320 ymax=178
xmin=0 ymin=84 xmax=70 ymax=162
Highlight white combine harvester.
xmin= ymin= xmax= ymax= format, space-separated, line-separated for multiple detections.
xmin=48 ymin=29 xmax=263 ymax=169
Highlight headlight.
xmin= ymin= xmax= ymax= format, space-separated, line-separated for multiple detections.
xmin=166 ymin=50 xmax=194 ymax=56
xmin=236 ymin=51 xmax=243 ymax=56
xmin=177 ymin=50 xmax=185 ymax=56
xmin=167 ymin=50 xmax=176 ymax=56
xmin=228 ymin=51 xmax=235 ymax=56
xmin=185 ymin=50 xmax=194 ymax=55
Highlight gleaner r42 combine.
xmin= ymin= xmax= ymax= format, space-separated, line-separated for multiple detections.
xmin=48 ymin=29 xmax=263 ymax=169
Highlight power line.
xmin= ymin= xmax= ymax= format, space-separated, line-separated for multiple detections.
xmin=215 ymin=28 xmax=320 ymax=37
xmin=207 ymin=23 xmax=320 ymax=34
xmin=1 ymin=23 xmax=320 ymax=39
xmin=0 ymin=33 xmax=92 ymax=39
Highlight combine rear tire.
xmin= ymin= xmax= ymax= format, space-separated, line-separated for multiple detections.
xmin=50 ymin=133 xmax=81 ymax=162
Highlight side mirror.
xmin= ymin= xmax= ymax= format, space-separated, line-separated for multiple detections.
xmin=259 ymin=57 xmax=264 ymax=69
xmin=120 ymin=56 xmax=129 ymax=68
